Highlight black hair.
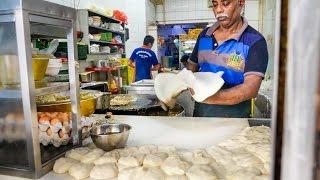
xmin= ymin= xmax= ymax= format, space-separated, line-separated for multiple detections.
xmin=180 ymin=54 xmax=190 ymax=62
xmin=143 ymin=35 xmax=155 ymax=46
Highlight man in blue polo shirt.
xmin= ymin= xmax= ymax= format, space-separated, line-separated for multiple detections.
xmin=187 ymin=0 xmax=268 ymax=117
xmin=129 ymin=35 xmax=160 ymax=82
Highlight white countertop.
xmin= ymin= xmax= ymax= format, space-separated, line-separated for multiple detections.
xmin=0 ymin=115 xmax=249 ymax=180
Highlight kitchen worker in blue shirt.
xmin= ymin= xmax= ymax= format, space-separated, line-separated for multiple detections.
xmin=129 ymin=35 xmax=161 ymax=82
xmin=187 ymin=0 xmax=269 ymax=118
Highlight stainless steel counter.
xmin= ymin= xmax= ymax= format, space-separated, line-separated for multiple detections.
xmin=0 ymin=115 xmax=251 ymax=180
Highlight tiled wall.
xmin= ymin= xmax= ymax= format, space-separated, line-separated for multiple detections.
xmin=156 ymin=0 xmax=261 ymax=30
xmin=124 ymin=0 xmax=148 ymax=57
xmin=44 ymin=0 xmax=125 ymax=10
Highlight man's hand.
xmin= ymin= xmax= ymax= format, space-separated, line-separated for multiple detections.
xmin=201 ymin=74 xmax=262 ymax=105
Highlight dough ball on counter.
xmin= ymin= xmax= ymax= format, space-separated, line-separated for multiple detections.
xmin=231 ymin=148 xmax=264 ymax=175
xmin=94 ymin=151 xmax=120 ymax=165
xmin=68 ymin=163 xmax=94 ymax=179
xmin=186 ymin=165 xmax=218 ymax=180
xmin=53 ymin=157 xmax=78 ymax=174
xmin=158 ymin=145 xmax=177 ymax=154
xmin=90 ymin=163 xmax=118 ymax=179
xmin=80 ymin=148 xmax=104 ymax=164
xmin=65 ymin=147 xmax=91 ymax=161
xmin=161 ymin=156 xmax=191 ymax=176
xmin=178 ymin=150 xmax=193 ymax=163
xmin=143 ymin=152 xmax=168 ymax=167
xmin=192 ymin=149 xmax=214 ymax=165
xmin=118 ymin=146 xmax=139 ymax=156
xmin=118 ymin=167 xmax=142 ymax=180
xmin=118 ymin=153 xmax=145 ymax=168
xmin=166 ymin=175 xmax=188 ymax=180
xmin=139 ymin=144 xmax=158 ymax=154
xmin=132 ymin=167 xmax=166 ymax=180
xmin=225 ymin=170 xmax=261 ymax=180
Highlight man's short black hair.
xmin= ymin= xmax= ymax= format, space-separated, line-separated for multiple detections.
xmin=143 ymin=35 xmax=155 ymax=46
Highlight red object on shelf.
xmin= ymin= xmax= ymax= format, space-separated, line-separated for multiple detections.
xmin=85 ymin=67 xmax=119 ymax=72
xmin=113 ymin=10 xmax=128 ymax=24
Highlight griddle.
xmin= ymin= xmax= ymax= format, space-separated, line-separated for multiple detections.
xmin=105 ymin=94 xmax=160 ymax=115
xmin=100 ymin=94 xmax=185 ymax=116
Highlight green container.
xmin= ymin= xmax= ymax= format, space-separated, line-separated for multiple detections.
xmin=55 ymin=42 xmax=88 ymax=60
xmin=101 ymin=32 xmax=112 ymax=42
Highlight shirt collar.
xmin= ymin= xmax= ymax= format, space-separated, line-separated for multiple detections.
xmin=205 ymin=17 xmax=249 ymax=41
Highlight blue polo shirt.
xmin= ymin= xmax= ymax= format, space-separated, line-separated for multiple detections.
xmin=189 ymin=18 xmax=268 ymax=117
xmin=130 ymin=47 xmax=159 ymax=82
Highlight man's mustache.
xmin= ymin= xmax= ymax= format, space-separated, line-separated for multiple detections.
xmin=216 ymin=13 xmax=229 ymax=20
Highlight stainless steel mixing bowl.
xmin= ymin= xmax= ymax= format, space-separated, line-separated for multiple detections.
xmin=90 ymin=123 xmax=131 ymax=151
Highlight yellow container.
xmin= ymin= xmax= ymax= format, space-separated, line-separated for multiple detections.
xmin=128 ymin=66 xmax=135 ymax=84
xmin=37 ymin=97 xmax=97 ymax=117
xmin=32 ymin=54 xmax=49 ymax=81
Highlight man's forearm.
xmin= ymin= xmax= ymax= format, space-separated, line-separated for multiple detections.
xmin=204 ymin=85 xmax=252 ymax=105
xmin=203 ymin=75 xmax=262 ymax=105
xmin=151 ymin=64 xmax=161 ymax=71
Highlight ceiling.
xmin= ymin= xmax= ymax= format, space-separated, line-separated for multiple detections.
xmin=150 ymin=0 xmax=165 ymax=5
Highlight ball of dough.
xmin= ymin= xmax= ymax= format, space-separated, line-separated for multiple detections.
xmin=132 ymin=167 xmax=166 ymax=180
xmin=118 ymin=167 xmax=142 ymax=180
xmin=53 ymin=157 xmax=78 ymax=174
xmin=80 ymin=148 xmax=104 ymax=164
xmin=166 ymin=175 xmax=188 ymax=180
xmin=65 ymin=147 xmax=91 ymax=161
xmin=186 ymin=165 xmax=218 ymax=180
xmin=139 ymin=144 xmax=158 ymax=154
xmin=161 ymin=156 xmax=190 ymax=176
xmin=68 ymin=163 xmax=93 ymax=179
xmin=143 ymin=152 xmax=168 ymax=167
xmin=90 ymin=163 xmax=118 ymax=179
xmin=178 ymin=150 xmax=193 ymax=163
xmin=118 ymin=153 xmax=145 ymax=167
xmin=158 ymin=145 xmax=177 ymax=154
xmin=192 ymin=149 xmax=213 ymax=165
xmin=94 ymin=151 xmax=119 ymax=165
xmin=118 ymin=146 xmax=139 ymax=156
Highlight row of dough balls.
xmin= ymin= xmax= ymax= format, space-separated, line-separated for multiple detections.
xmin=53 ymin=143 xmax=269 ymax=180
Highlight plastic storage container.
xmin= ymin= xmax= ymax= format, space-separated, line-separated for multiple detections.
xmin=32 ymin=54 xmax=49 ymax=81
xmin=45 ymin=59 xmax=62 ymax=76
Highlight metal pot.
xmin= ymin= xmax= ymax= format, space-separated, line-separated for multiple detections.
xmin=90 ymin=123 xmax=131 ymax=151
xmin=96 ymin=92 xmax=111 ymax=110
xmin=79 ymin=71 xmax=94 ymax=83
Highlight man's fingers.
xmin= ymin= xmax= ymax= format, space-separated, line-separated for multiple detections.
xmin=188 ymin=88 xmax=195 ymax=95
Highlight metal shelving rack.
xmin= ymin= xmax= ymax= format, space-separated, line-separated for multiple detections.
xmin=0 ymin=0 xmax=81 ymax=178
xmin=77 ymin=9 xmax=126 ymax=57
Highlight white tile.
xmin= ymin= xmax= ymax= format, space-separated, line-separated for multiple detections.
xmin=248 ymin=20 xmax=259 ymax=30
xmin=245 ymin=0 xmax=259 ymax=21
xmin=188 ymin=10 xmax=196 ymax=20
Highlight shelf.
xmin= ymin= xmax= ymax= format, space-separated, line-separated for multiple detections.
xmin=90 ymin=52 xmax=125 ymax=56
xmin=89 ymin=40 xmax=125 ymax=46
xmin=0 ymin=89 xmax=22 ymax=99
xmin=35 ymin=82 xmax=70 ymax=96
xmin=86 ymin=67 xmax=120 ymax=72
xmin=89 ymin=25 xmax=124 ymax=36
xmin=88 ymin=10 xmax=123 ymax=24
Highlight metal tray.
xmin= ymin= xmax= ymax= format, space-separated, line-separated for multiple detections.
xmin=248 ymin=118 xmax=271 ymax=127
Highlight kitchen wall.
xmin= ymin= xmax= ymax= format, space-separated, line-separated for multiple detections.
xmin=156 ymin=0 xmax=261 ymax=30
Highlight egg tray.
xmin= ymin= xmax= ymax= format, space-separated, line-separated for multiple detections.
xmin=38 ymin=112 xmax=72 ymax=148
